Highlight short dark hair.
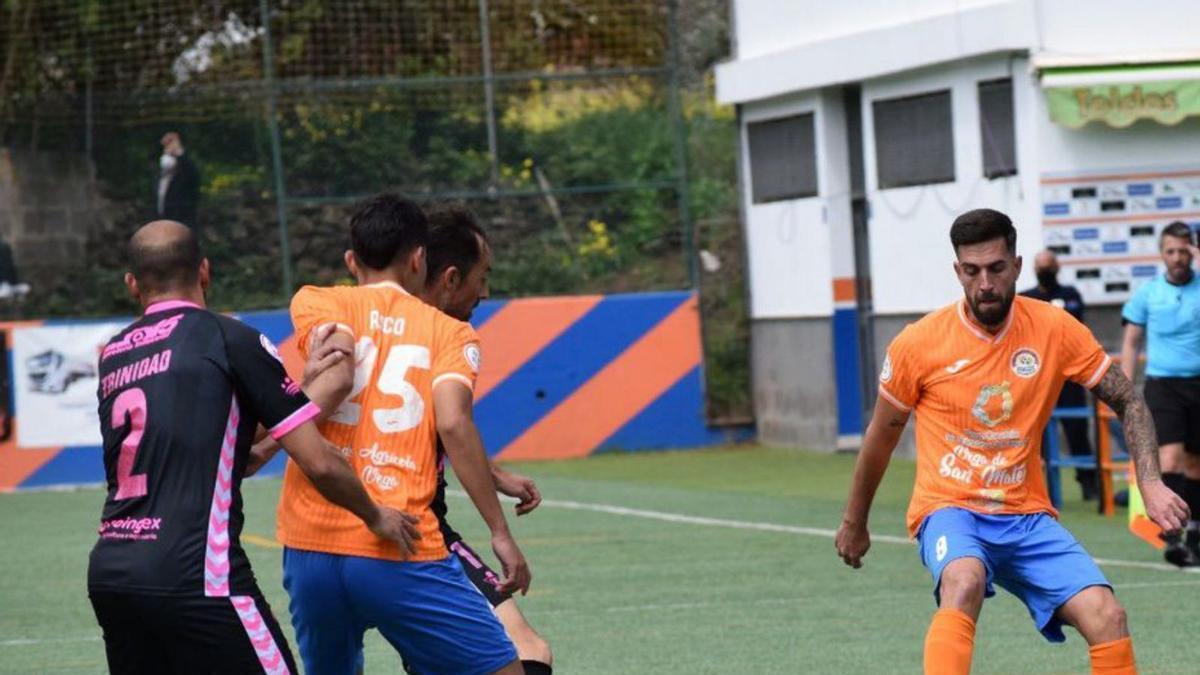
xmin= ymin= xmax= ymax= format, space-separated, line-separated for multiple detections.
xmin=128 ymin=226 xmax=201 ymax=294
xmin=425 ymin=203 xmax=488 ymax=283
xmin=949 ymin=208 xmax=1016 ymax=255
xmin=1161 ymin=220 xmax=1194 ymax=245
xmin=349 ymin=193 xmax=429 ymax=270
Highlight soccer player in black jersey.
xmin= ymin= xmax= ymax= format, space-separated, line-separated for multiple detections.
xmin=419 ymin=205 xmax=552 ymax=675
xmin=88 ymin=220 xmax=419 ymax=675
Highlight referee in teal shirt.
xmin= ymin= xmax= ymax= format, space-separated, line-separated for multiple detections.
xmin=1122 ymin=220 xmax=1200 ymax=567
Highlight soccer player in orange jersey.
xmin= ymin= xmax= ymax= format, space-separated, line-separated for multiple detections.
xmin=274 ymin=194 xmax=529 ymax=675
xmin=836 ymin=209 xmax=1188 ymax=675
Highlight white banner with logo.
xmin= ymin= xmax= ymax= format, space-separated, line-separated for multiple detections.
xmin=13 ymin=322 xmax=126 ymax=448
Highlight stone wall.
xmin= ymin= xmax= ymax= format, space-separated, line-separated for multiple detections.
xmin=750 ymin=317 xmax=839 ymax=450
xmin=0 ymin=148 xmax=102 ymax=292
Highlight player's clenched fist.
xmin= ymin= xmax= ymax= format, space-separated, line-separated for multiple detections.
xmin=835 ymin=520 xmax=870 ymax=569
xmin=493 ymin=531 xmax=532 ymax=596
xmin=367 ymin=507 xmax=422 ymax=558
xmin=302 ymin=323 xmax=352 ymax=386
xmin=1141 ymin=481 xmax=1190 ymax=535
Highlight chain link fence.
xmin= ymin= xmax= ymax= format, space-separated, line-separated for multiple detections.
xmin=0 ymin=0 xmax=748 ymax=420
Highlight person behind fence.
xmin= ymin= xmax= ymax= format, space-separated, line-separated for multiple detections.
xmin=835 ymin=208 xmax=1187 ymax=675
xmin=1120 ymin=220 xmax=1200 ymax=568
xmin=1020 ymin=249 xmax=1097 ymax=501
xmin=155 ymin=131 xmax=200 ymax=228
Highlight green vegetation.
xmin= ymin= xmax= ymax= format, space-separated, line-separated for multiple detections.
xmin=2 ymin=1 xmax=749 ymax=419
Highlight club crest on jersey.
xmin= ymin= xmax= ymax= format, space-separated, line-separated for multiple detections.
xmin=464 ymin=343 xmax=482 ymax=373
xmin=260 ymin=334 xmax=283 ymax=364
xmin=972 ymin=382 xmax=1013 ymax=428
xmin=880 ymin=355 xmax=893 ymax=383
xmin=973 ymin=489 xmax=1006 ymax=512
xmin=1010 ymin=348 xmax=1040 ymax=378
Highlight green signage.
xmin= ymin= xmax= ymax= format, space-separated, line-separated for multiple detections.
xmin=1044 ymin=64 xmax=1200 ymax=129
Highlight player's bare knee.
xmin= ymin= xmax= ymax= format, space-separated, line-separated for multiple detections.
xmin=497 ymin=600 xmax=553 ymax=665
xmin=938 ymin=560 xmax=986 ymax=612
xmin=506 ymin=621 xmax=552 ymax=664
xmin=1183 ymin=453 xmax=1200 ymax=479
xmin=1098 ymin=597 xmax=1128 ymax=636
xmin=1160 ymin=444 xmax=1185 ymax=473
xmin=514 ymin=631 xmax=552 ymax=665
xmin=1069 ymin=589 xmax=1129 ymax=643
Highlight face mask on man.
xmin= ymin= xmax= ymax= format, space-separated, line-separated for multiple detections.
xmin=1036 ymin=268 xmax=1058 ymax=289
xmin=160 ymin=154 xmax=177 ymax=171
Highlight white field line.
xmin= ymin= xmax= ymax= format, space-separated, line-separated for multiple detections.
xmin=7 ymin=577 xmax=1200 ymax=647
xmin=536 ymin=578 xmax=1200 ymax=618
xmin=447 ymin=490 xmax=1200 ymax=576
xmin=0 ymin=636 xmax=101 ymax=647
xmin=7 ymin=496 xmax=1200 ymax=650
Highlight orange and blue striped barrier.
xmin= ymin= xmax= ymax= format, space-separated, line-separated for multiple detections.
xmin=0 ymin=290 xmax=749 ymax=490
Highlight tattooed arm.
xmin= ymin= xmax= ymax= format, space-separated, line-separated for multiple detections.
xmin=1091 ymin=365 xmax=1161 ymax=485
xmin=836 ymin=395 xmax=910 ymax=568
xmin=1090 ymin=364 xmax=1189 ymax=532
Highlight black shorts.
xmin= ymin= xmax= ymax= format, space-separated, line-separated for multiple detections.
xmin=443 ymin=526 xmax=514 ymax=608
xmin=89 ymin=590 xmax=298 ymax=675
xmin=1144 ymin=376 xmax=1200 ymax=454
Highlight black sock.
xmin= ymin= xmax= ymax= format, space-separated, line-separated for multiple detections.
xmin=522 ymin=660 xmax=553 ymax=675
xmin=1185 ymin=478 xmax=1200 ymax=523
xmin=1163 ymin=472 xmax=1186 ymax=498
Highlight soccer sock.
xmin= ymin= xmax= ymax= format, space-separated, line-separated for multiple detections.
xmin=521 ymin=660 xmax=553 ymax=675
xmin=1184 ymin=477 xmax=1200 ymax=526
xmin=1187 ymin=520 xmax=1200 ymax=550
xmin=1163 ymin=472 xmax=1185 ymax=497
xmin=923 ymin=608 xmax=975 ymax=675
xmin=1088 ymin=636 xmax=1136 ymax=674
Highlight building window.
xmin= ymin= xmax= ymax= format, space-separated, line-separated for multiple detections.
xmin=872 ymin=90 xmax=955 ymax=189
xmin=747 ymin=113 xmax=818 ymax=203
xmin=978 ymin=78 xmax=1017 ymax=178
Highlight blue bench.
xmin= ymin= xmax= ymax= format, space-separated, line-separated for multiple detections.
xmin=1042 ymin=405 xmax=1130 ymax=512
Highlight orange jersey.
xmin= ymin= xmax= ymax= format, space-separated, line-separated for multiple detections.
xmin=879 ymin=296 xmax=1111 ymax=536
xmin=276 ymin=281 xmax=481 ymax=561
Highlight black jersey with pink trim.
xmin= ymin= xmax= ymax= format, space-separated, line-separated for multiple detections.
xmin=88 ymin=300 xmax=318 ymax=597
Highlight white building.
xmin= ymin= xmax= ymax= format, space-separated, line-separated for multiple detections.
xmin=715 ymin=0 xmax=1200 ymax=451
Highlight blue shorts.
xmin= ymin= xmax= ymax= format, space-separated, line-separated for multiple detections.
xmin=916 ymin=507 xmax=1110 ymax=642
xmin=282 ymin=547 xmax=517 ymax=675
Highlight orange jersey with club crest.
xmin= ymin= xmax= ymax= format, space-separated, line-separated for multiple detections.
xmin=879 ymin=296 xmax=1112 ymax=536
xmin=276 ymin=281 xmax=482 ymax=561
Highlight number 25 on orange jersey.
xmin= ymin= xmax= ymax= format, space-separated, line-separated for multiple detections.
xmin=329 ymin=336 xmax=429 ymax=433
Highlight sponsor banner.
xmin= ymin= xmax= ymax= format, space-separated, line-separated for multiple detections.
xmin=1 ymin=292 xmax=752 ymax=491
xmin=13 ymin=322 xmax=125 ymax=448
xmin=1040 ymin=164 xmax=1200 ymax=304
xmin=1046 ymin=80 xmax=1200 ymax=129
